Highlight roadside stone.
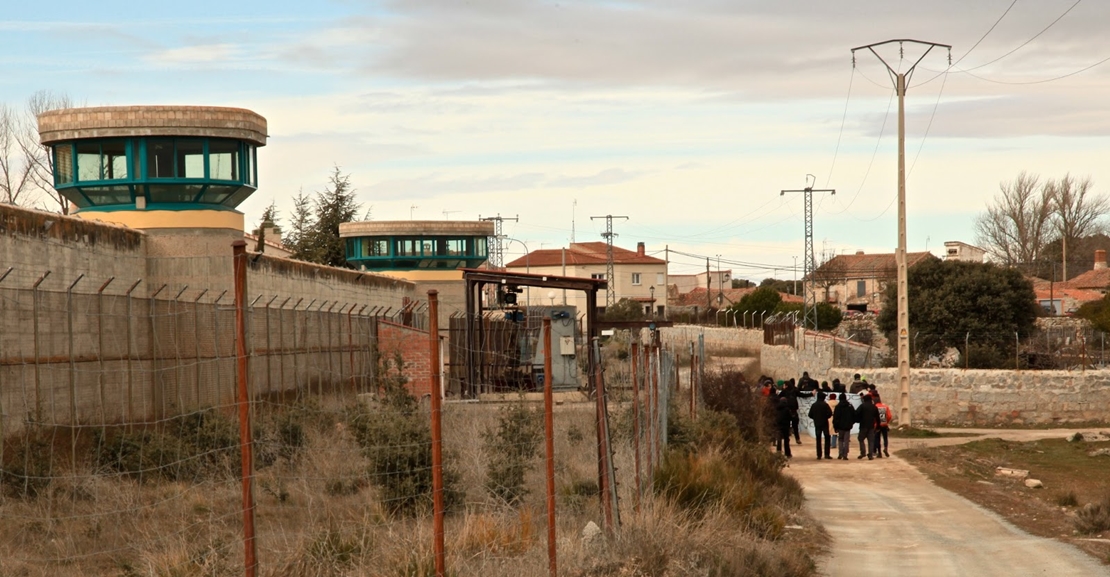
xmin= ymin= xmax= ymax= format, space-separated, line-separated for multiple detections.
xmin=1088 ymin=448 xmax=1110 ymax=457
xmin=995 ymin=467 xmax=1029 ymax=478
xmin=581 ymin=521 xmax=602 ymax=546
xmin=1025 ymin=479 xmax=1044 ymax=489
xmin=1067 ymin=432 xmax=1084 ymax=442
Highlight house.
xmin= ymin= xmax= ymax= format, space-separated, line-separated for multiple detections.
xmin=668 ymin=269 xmax=732 ymax=295
xmin=943 ymin=241 xmax=986 ymax=262
xmin=1063 ymin=250 xmax=1110 ymax=296
xmin=505 ymin=241 xmax=667 ymax=316
xmin=809 ymin=250 xmax=937 ymax=312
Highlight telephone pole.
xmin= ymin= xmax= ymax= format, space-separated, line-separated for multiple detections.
xmin=591 ymin=215 xmax=628 ymax=308
xmin=479 ymin=214 xmax=518 ymax=270
xmin=852 ymin=39 xmax=951 ymax=428
xmin=781 ymin=175 xmax=835 ymax=331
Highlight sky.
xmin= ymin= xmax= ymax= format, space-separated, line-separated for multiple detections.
xmin=4 ymin=0 xmax=1110 ymax=280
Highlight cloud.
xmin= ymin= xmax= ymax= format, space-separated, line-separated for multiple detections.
xmin=145 ymin=43 xmax=239 ymax=65
xmin=364 ymin=167 xmax=646 ymax=199
xmin=546 ymin=168 xmax=644 ymax=188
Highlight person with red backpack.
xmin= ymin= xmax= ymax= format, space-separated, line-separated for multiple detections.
xmin=872 ymin=393 xmax=892 ymax=458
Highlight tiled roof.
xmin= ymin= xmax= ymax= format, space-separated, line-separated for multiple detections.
xmin=811 ymin=251 xmax=936 ymax=279
xmin=1064 ymin=267 xmax=1110 ymax=291
xmin=505 ymin=242 xmax=665 ymax=268
xmin=1034 ymin=287 xmax=1103 ymax=303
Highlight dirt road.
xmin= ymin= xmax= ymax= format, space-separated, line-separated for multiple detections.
xmin=788 ymin=429 xmax=1110 ymax=577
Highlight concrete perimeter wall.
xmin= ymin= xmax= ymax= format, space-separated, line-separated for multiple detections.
xmin=0 ymin=204 xmax=418 ymax=431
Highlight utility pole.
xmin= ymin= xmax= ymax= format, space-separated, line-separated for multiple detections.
xmin=705 ymin=258 xmax=711 ymax=318
xmin=852 ymin=38 xmax=951 ymax=428
xmin=781 ymin=175 xmax=835 ymax=331
xmin=479 ymin=214 xmax=518 ymax=270
xmin=591 ymin=215 xmax=628 ymax=308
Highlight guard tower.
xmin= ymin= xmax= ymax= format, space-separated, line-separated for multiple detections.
xmin=37 ymin=106 xmax=267 ymax=232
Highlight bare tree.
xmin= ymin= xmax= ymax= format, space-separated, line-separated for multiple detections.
xmin=0 ymin=91 xmax=74 ymax=213
xmin=0 ymin=103 xmax=36 ymax=205
xmin=975 ymin=172 xmax=1054 ymax=270
xmin=811 ymin=249 xmax=848 ymax=305
xmin=1048 ymin=174 xmax=1108 ymax=279
xmin=24 ymin=91 xmax=74 ymax=214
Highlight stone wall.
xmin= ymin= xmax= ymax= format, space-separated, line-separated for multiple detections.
xmin=658 ymin=325 xmax=763 ymax=356
xmin=761 ymin=337 xmax=1110 ymax=426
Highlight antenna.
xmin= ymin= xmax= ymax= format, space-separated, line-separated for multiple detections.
xmin=442 ymin=210 xmax=460 ymax=220
xmin=410 ymin=205 xmax=418 ymax=220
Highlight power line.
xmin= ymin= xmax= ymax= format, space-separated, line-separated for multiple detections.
xmin=825 ymin=69 xmax=856 ymax=188
xmin=958 ymin=54 xmax=1110 ymax=85
xmin=913 ymin=0 xmax=1018 ymax=88
xmin=827 ymin=86 xmax=896 ymax=215
xmin=962 ymin=0 xmax=1083 ymax=72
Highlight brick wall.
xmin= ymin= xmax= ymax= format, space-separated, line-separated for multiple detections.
xmin=377 ymin=320 xmax=435 ymax=398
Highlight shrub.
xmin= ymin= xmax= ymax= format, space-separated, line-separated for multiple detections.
xmin=1055 ymin=491 xmax=1079 ymax=507
xmin=482 ymin=400 xmax=543 ymax=505
xmin=1075 ymin=496 xmax=1110 ymax=534
xmin=93 ymin=408 xmax=239 ymax=482
xmin=348 ymin=372 xmax=462 ymax=517
xmin=1 ymin=425 xmax=54 ymax=498
xmin=698 ymin=369 xmax=772 ymax=444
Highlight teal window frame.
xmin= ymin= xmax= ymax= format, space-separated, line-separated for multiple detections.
xmin=346 ymin=234 xmax=491 ymax=271
xmin=52 ymin=136 xmax=258 ymax=210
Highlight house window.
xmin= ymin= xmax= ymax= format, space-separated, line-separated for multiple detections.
xmin=591 ymin=273 xmax=605 ymax=280
xmin=631 ymin=273 xmax=642 ymax=285
xmin=656 ymin=272 xmax=664 ymax=285
xmin=856 ymin=280 xmax=866 ymax=298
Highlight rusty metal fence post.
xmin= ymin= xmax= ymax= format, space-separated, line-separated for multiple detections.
xmin=427 ymin=291 xmax=445 ymax=577
xmin=542 ymin=317 xmax=557 ymax=577
xmin=232 ymin=240 xmax=258 ymax=577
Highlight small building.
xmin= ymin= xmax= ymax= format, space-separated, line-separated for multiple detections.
xmin=809 ymin=250 xmax=937 ymax=312
xmin=505 ymin=241 xmax=667 ymax=317
xmin=943 ymin=241 xmax=986 ymax=263
xmin=1063 ymin=250 xmax=1110 ymax=296
xmin=668 ymin=269 xmax=732 ymax=295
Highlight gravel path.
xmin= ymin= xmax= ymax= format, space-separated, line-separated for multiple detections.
xmin=787 ymin=429 xmax=1110 ymax=577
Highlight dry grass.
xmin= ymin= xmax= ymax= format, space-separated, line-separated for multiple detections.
xmin=0 ymin=389 xmax=817 ymax=576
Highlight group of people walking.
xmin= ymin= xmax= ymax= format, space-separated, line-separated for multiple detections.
xmin=760 ymin=373 xmax=892 ymax=461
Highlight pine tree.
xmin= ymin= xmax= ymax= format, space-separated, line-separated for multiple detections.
xmin=308 ymin=165 xmax=361 ymax=268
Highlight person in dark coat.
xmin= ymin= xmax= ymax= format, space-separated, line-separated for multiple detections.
xmin=782 ymin=379 xmax=801 ymax=444
xmin=774 ymin=395 xmax=792 ymax=458
xmin=797 ymin=371 xmax=819 ymax=392
xmin=849 ymin=373 xmax=869 ymax=394
xmin=855 ymin=394 xmax=880 ymax=460
xmin=832 ymin=378 xmax=846 ymax=393
xmin=807 ymin=392 xmax=833 ymax=460
xmin=832 ymin=393 xmax=856 ymax=460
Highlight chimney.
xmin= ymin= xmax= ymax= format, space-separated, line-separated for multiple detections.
xmin=264 ymin=224 xmax=283 ymax=246
xmin=855 ymin=250 xmax=865 ymax=256
xmin=637 ymin=242 xmax=645 ymax=256
xmin=1096 ymin=249 xmax=1107 ymax=270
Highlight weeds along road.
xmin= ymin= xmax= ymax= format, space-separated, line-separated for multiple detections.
xmin=788 ymin=429 xmax=1110 ymax=577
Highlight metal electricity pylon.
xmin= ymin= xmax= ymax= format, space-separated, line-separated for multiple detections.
xmin=590 ymin=215 xmax=628 ymax=308
xmin=781 ymin=175 xmax=835 ymax=331
xmin=852 ymin=38 xmax=951 ymax=428
xmin=479 ymin=214 xmax=518 ymax=270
